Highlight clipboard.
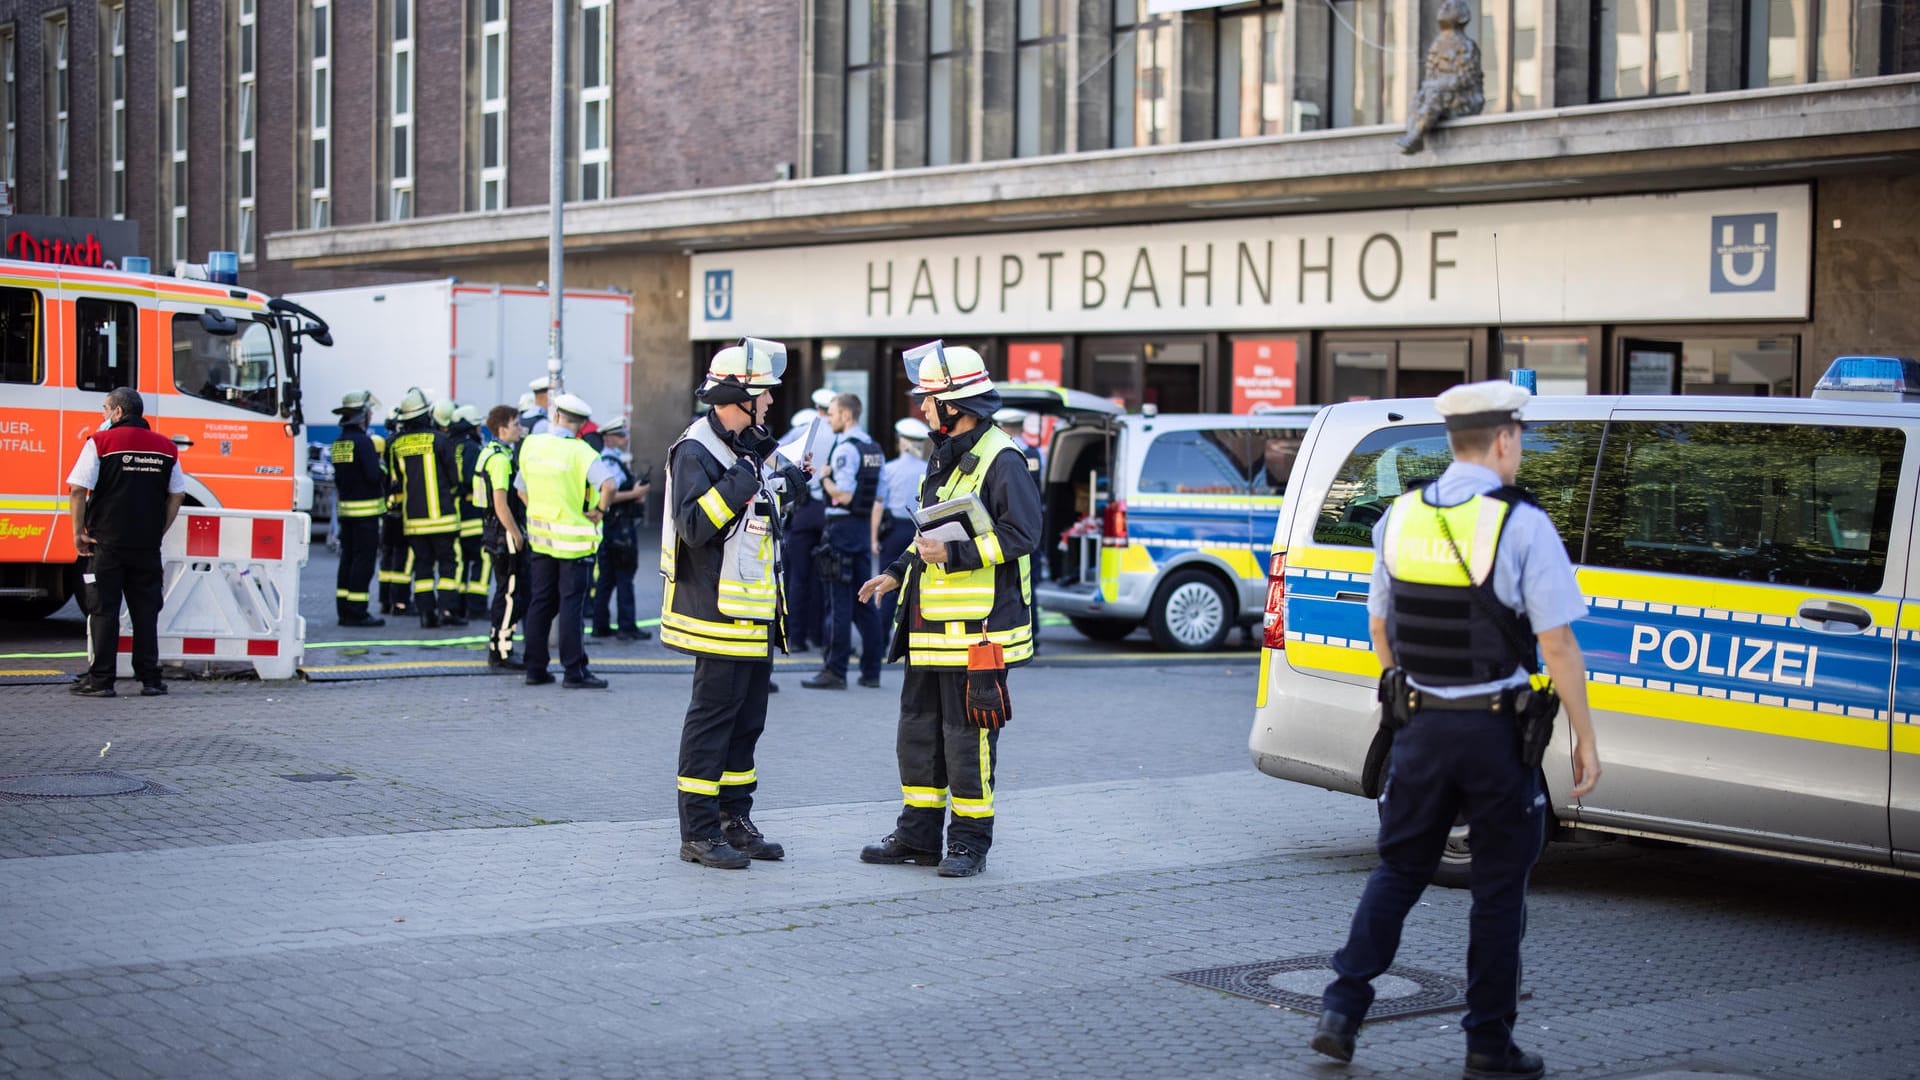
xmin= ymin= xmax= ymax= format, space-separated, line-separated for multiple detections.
xmin=911 ymin=493 xmax=994 ymax=539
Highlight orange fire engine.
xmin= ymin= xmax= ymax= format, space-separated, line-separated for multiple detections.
xmin=0 ymin=257 xmax=327 ymax=619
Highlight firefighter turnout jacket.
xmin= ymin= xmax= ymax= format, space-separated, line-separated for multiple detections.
xmin=384 ymin=421 xmax=464 ymax=536
xmin=885 ymin=424 xmax=1043 ymax=668
xmin=660 ymin=413 xmax=791 ymax=661
xmin=329 ymin=426 xmax=388 ymax=521
xmin=456 ymin=433 xmax=486 ymax=541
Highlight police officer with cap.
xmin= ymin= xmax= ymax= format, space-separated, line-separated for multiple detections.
xmin=802 ymin=393 xmax=885 ymax=690
xmin=993 ymin=407 xmax=1044 ymax=495
xmin=780 ymin=388 xmax=837 ymax=653
xmin=328 ymin=390 xmax=387 ymax=627
xmin=590 ymin=415 xmax=651 ymax=641
xmin=385 ymin=388 xmax=468 ymax=628
xmin=870 ymin=417 xmax=930 ymax=639
xmin=856 ymin=341 xmax=1042 ymax=878
xmin=523 ymin=377 xmax=553 ymax=435
xmin=515 ymin=391 xmax=617 ymax=688
xmin=662 ymin=337 xmax=812 ymax=869
xmin=1311 ymin=379 xmax=1602 ymax=1080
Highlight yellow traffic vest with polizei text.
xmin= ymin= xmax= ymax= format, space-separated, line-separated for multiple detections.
xmin=519 ymin=432 xmax=603 ymax=559
xmin=1379 ymin=490 xmax=1512 ymax=587
xmin=658 ymin=417 xmax=782 ymax=660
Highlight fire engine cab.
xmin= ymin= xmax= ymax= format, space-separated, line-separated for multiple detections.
xmin=0 ymin=256 xmax=327 ymax=619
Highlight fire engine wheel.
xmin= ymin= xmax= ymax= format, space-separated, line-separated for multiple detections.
xmin=1067 ymin=616 xmax=1138 ymax=643
xmin=1148 ymin=570 xmax=1233 ymax=652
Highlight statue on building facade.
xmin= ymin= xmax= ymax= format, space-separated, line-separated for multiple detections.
xmin=1396 ymin=0 xmax=1486 ymax=154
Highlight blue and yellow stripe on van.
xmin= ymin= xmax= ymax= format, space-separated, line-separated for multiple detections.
xmin=1099 ymin=494 xmax=1281 ymax=602
xmin=1275 ymin=548 xmax=1920 ymax=755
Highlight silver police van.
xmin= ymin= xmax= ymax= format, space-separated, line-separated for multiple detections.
xmin=1000 ymin=385 xmax=1316 ymax=651
xmin=1249 ymin=357 xmax=1920 ymax=883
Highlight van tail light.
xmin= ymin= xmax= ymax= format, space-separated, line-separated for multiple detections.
xmin=1262 ymin=551 xmax=1287 ymax=650
xmin=1101 ymin=500 xmax=1128 ymax=548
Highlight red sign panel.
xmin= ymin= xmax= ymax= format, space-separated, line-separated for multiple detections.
xmin=1008 ymin=342 xmax=1062 ymax=387
xmin=1231 ymin=340 xmax=1298 ymax=414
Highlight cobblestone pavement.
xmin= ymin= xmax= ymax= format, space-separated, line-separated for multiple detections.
xmin=2 ymin=661 xmax=1919 ymax=1078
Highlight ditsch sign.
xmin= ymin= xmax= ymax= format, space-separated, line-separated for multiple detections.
xmin=0 ymin=214 xmax=140 ymax=270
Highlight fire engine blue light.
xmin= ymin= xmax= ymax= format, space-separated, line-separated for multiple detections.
xmin=208 ymin=251 xmax=240 ymax=285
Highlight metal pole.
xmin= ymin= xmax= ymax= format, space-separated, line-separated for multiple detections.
xmin=547 ymin=0 xmax=566 ymax=392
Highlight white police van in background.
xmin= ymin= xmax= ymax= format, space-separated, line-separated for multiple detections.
xmin=1249 ymin=357 xmax=1920 ymax=885
xmin=997 ymin=385 xmax=1317 ymax=651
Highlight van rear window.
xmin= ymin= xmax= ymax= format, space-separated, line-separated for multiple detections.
xmin=1586 ymin=421 xmax=1903 ymax=594
xmin=0 ymin=286 xmax=43 ymax=385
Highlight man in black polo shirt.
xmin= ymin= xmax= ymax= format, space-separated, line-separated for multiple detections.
xmin=68 ymin=388 xmax=187 ymax=698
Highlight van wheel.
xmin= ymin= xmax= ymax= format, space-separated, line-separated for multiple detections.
xmin=1148 ymin=569 xmax=1233 ymax=651
xmin=1068 ymin=617 xmax=1138 ymax=643
xmin=0 ymin=591 xmax=71 ymax=621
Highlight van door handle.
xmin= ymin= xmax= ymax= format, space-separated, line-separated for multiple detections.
xmin=1797 ymin=601 xmax=1871 ymax=631
xmin=170 ymin=435 xmax=194 ymax=449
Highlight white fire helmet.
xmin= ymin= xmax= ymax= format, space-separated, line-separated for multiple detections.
xmin=702 ymin=337 xmax=787 ymax=398
xmin=903 ymin=340 xmax=994 ymax=401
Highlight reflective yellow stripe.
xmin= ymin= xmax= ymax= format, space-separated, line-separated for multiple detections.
xmin=909 ymin=632 xmax=1033 ymax=668
xmin=459 ymin=519 xmax=484 ymax=537
xmin=719 ymin=770 xmax=757 ymax=786
xmin=338 ymin=498 xmax=386 ymax=517
xmin=660 ymin=627 xmax=767 ymax=658
xmin=975 ymin=531 xmax=1005 ymax=566
xmin=403 ymin=515 xmax=461 ymax=534
xmin=698 ymin=487 xmax=735 ymax=529
xmin=902 ymin=786 xmax=949 ymax=808
xmin=378 ymin=570 xmax=409 ymax=584
xmin=677 ymin=776 xmax=721 ymax=796
xmin=662 ymin=610 xmax=768 ymax=639
xmin=335 ymin=590 xmax=370 ymax=602
xmin=436 ymin=578 xmax=462 ymax=591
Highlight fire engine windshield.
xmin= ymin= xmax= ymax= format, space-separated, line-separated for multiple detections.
xmin=171 ymin=313 xmax=279 ymax=416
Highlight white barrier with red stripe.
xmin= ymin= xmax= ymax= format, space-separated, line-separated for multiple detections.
xmin=117 ymin=508 xmax=310 ymax=680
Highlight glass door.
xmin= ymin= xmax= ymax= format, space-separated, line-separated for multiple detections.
xmin=1620 ymin=337 xmax=1683 ymax=395
xmin=1328 ymin=341 xmax=1391 ymax=401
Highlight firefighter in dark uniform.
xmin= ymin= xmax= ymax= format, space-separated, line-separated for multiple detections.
xmin=1310 ymin=380 xmax=1603 ymax=1080
xmin=474 ymin=405 xmax=528 ymax=669
xmin=856 ymin=342 xmax=1043 ymax=878
xmin=376 ymin=405 xmax=413 ymax=617
xmin=661 ymin=337 xmax=812 ymax=870
xmin=450 ymin=403 xmax=491 ymax=618
xmin=803 ymin=392 xmax=885 ymax=690
xmin=329 ymin=390 xmax=387 ymax=627
xmin=385 ymin=388 xmax=468 ymax=629
xmin=68 ymin=388 xmax=187 ymax=698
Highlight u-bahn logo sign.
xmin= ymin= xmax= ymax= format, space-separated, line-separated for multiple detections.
xmin=1710 ymin=213 xmax=1777 ymax=293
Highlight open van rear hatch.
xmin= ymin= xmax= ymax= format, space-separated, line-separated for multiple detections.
xmin=997 ymin=385 xmax=1125 ymax=585
xmin=996 ymin=384 xmax=1126 ymax=423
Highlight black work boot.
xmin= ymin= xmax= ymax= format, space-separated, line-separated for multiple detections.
xmin=722 ymin=815 xmax=785 ymax=860
xmin=1310 ymin=1011 xmax=1360 ymax=1063
xmin=679 ymin=838 xmax=751 ymax=869
xmin=1463 ymin=1045 xmax=1545 ymax=1080
xmin=859 ymin=833 xmax=942 ymax=866
xmin=936 ymin=843 xmax=986 ymax=878
xmin=438 ymin=611 xmax=470 ymax=628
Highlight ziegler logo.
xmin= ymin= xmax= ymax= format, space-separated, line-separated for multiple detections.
xmin=255 ymin=465 xmax=285 ymax=475
xmin=0 ymin=517 xmax=48 ymax=540
xmin=1710 ymin=213 xmax=1778 ymax=293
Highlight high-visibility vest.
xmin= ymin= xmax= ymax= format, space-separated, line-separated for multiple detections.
xmin=658 ymin=417 xmax=783 ymax=660
xmin=519 ymin=432 xmax=603 ymax=559
xmin=904 ymin=425 xmax=1035 ymax=668
xmin=1380 ymin=487 xmax=1532 ymax=686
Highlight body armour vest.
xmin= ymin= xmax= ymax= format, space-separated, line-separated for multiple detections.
xmin=1380 ymin=485 xmax=1535 ymax=687
xmin=840 ymin=433 xmax=885 ymax=518
xmin=658 ymin=417 xmax=782 ymax=659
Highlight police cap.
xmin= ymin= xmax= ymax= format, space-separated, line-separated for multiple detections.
xmin=551 ymin=392 xmax=592 ymax=420
xmin=1434 ymin=380 xmax=1530 ymax=431
xmin=894 ymin=417 xmax=931 ymax=440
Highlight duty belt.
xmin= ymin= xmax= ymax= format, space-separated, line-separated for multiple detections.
xmin=1409 ymin=689 xmax=1510 ymax=713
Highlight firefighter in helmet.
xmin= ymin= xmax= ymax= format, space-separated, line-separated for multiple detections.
xmin=384 ymin=387 xmax=468 ymax=628
xmin=450 ymin=403 xmax=491 ymax=618
xmin=856 ymin=341 xmax=1042 ymax=878
xmin=661 ymin=337 xmax=812 ymax=869
xmin=329 ymin=390 xmax=387 ymax=627
xmin=376 ymin=405 xmax=414 ymax=617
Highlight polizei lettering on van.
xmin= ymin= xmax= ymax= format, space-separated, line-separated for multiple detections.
xmin=1626 ymin=624 xmax=1819 ymax=689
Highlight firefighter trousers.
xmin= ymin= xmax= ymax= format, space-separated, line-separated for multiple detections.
xmin=892 ymin=667 xmax=998 ymax=854
xmin=677 ymin=656 xmax=772 ymax=842
xmin=334 ymin=516 xmax=380 ymax=620
xmin=378 ymin=517 xmax=414 ymax=613
xmin=487 ymin=546 xmax=528 ymax=661
xmin=407 ymin=530 xmax=462 ymax=622
xmin=459 ymin=533 xmax=490 ymax=616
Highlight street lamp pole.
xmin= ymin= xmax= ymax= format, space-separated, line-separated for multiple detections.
xmin=546 ymin=0 xmax=566 ymax=393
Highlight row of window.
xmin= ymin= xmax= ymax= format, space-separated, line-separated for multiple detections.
xmin=0 ymin=287 xmax=279 ymax=416
xmin=1315 ymin=420 xmax=1904 ymax=595
xmin=838 ymin=0 xmax=1915 ymax=172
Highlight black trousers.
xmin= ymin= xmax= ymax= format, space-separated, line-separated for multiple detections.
xmin=406 ymin=530 xmax=461 ymax=622
xmin=335 ymin=516 xmax=380 ymax=620
xmin=591 ymin=543 xmax=639 ymax=632
xmin=459 ymin=532 xmax=489 ymax=616
xmin=487 ymin=546 xmax=529 ymax=661
xmin=823 ymin=517 xmax=882 ymax=680
xmin=783 ymin=503 xmax=825 ymax=648
xmin=85 ymin=543 xmax=164 ymax=685
xmin=1322 ymin=706 xmax=1546 ymax=1055
xmin=874 ymin=518 xmax=915 ymax=639
xmin=378 ymin=516 xmax=413 ymax=613
xmin=893 ymin=667 xmax=998 ymax=854
xmin=677 ymin=657 xmax=772 ymax=841
xmin=522 ymin=552 xmax=593 ymax=679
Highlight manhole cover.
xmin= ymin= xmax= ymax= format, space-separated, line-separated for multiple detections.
xmin=279 ymin=773 xmax=357 ymax=783
xmin=0 ymin=771 xmax=153 ymax=798
xmin=1169 ymin=954 xmax=1502 ymax=1020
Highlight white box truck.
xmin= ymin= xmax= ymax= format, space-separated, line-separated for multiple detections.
xmin=290 ymin=280 xmax=634 ymax=446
